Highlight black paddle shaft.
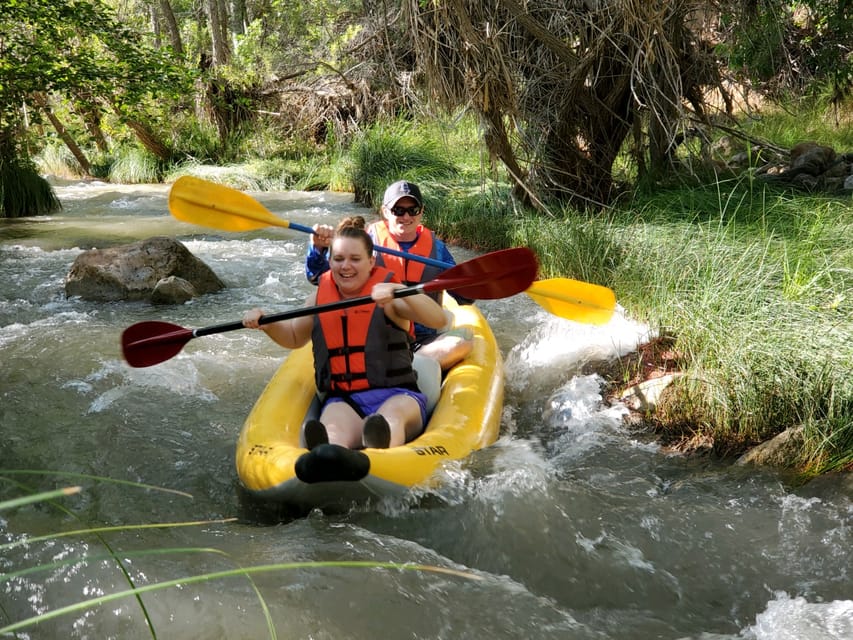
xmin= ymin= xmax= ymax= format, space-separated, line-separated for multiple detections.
xmin=193 ymin=283 xmax=428 ymax=338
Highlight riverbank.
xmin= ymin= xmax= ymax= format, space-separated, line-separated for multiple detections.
xmin=432 ymin=178 xmax=851 ymax=477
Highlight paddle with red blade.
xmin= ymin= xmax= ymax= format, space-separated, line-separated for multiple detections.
xmin=122 ymin=247 xmax=538 ymax=368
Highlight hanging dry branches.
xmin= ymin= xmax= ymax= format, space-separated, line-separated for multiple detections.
xmin=402 ymin=0 xmax=726 ymax=209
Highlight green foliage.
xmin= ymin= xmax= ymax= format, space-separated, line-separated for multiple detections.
xmin=427 ymin=184 xmax=517 ymax=250
xmin=720 ymin=1 xmax=852 ymax=97
xmin=0 ymin=0 xmax=191 ymax=125
xmin=0 ymin=0 xmax=193 ymax=182
xmin=228 ymin=0 xmax=363 ymax=81
xmin=164 ymin=115 xmax=222 ymax=166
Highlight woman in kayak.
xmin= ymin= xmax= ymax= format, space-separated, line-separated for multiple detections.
xmin=306 ymin=180 xmax=472 ymax=370
xmin=243 ymin=216 xmax=447 ymax=450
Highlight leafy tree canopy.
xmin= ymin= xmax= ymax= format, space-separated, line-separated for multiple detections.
xmin=0 ymin=0 xmax=191 ymax=149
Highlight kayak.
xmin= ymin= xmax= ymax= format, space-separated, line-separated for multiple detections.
xmin=235 ymin=297 xmax=504 ymax=513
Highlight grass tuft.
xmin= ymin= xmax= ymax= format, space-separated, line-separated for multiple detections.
xmin=1 ymin=157 xmax=62 ymax=217
xmin=109 ymin=146 xmax=161 ymax=183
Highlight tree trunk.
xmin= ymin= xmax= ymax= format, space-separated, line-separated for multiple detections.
xmin=32 ymin=93 xmax=93 ymax=176
xmin=482 ymin=107 xmax=531 ymax=205
xmin=408 ymin=0 xmax=720 ymax=211
xmin=123 ymin=119 xmax=172 ymax=161
xmin=73 ymin=97 xmax=110 ymax=154
xmin=149 ymin=2 xmax=162 ymax=49
xmin=542 ymin=74 xmax=634 ymax=209
xmin=229 ymin=0 xmax=246 ymax=37
xmin=647 ymin=6 xmax=686 ymax=177
xmin=205 ymin=0 xmax=231 ymax=65
xmin=158 ymin=0 xmax=184 ymax=56
xmin=106 ymin=101 xmax=173 ymax=161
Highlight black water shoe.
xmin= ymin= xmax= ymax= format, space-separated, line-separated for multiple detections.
xmin=303 ymin=420 xmax=329 ymax=450
xmin=362 ymin=414 xmax=391 ymax=449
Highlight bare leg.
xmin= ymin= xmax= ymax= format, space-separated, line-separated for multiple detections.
xmin=375 ymin=394 xmax=424 ymax=447
xmin=416 ymin=329 xmax=474 ymax=370
xmin=319 ymin=402 xmax=364 ymax=449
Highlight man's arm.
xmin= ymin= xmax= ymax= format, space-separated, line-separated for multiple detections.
xmin=305 ymin=242 xmax=329 ymax=286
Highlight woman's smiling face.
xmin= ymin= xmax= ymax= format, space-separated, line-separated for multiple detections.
xmin=330 ymin=236 xmax=375 ymax=296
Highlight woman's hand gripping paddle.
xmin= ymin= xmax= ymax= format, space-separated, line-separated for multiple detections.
xmin=121 ymin=247 xmax=538 ymax=368
xmin=168 ymin=176 xmax=617 ymax=325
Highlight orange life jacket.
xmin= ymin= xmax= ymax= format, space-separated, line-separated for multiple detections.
xmin=312 ymin=267 xmax=416 ymax=393
xmin=370 ymin=222 xmax=445 ymax=289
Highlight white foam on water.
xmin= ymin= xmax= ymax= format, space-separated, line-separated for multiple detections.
xmin=504 ymin=304 xmax=654 ymax=396
xmin=80 ymin=358 xmax=220 ymax=413
xmin=741 ymin=593 xmax=853 ymax=640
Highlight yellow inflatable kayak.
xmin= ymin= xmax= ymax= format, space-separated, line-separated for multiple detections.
xmin=235 ymin=297 xmax=503 ymax=512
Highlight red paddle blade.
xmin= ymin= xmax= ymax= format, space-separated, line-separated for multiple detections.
xmin=426 ymin=247 xmax=538 ymax=300
xmin=122 ymin=321 xmax=194 ymax=368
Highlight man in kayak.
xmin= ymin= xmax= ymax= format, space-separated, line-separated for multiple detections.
xmin=306 ymin=180 xmax=473 ymax=370
xmin=244 ymin=217 xmax=448 ymax=450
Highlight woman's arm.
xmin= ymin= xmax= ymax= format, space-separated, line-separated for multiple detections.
xmin=242 ymin=293 xmax=316 ymax=348
xmin=371 ymin=282 xmax=447 ymax=330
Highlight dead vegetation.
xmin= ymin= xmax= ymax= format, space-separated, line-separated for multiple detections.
xmin=402 ymin=0 xmax=729 ymax=208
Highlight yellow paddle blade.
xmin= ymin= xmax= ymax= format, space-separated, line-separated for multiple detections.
xmin=525 ymin=278 xmax=617 ymax=325
xmin=168 ymin=176 xmax=291 ymax=232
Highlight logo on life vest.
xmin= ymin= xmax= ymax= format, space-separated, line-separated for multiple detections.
xmin=412 ymin=445 xmax=449 ymax=456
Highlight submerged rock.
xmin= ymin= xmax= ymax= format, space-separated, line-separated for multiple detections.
xmin=736 ymin=426 xmax=805 ymax=468
xmin=150 ymin=275 xmax=198 ymax=304
xmin=65 ymin=236 xmax=225 ymax=303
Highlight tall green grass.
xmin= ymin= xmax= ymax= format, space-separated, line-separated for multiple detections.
xmin=348 ymin=118 xmax=459 ymax=208
xmin=342 ymin=115 xmax=852 ymax=474
xmin=571 ymin=182 xmax=851 ymax=474
xmin=742 ymin=98 xmax=853 ymax=150
xmin=109 ymin=146 xmax=161 ymax=183
xmin=33 ymin=143 xmax=83 ymax=179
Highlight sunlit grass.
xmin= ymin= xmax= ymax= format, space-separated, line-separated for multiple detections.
xmin=109 ymin=146 xmax=161 ymax=183
xmin=33 ymin=143 xmax=83 ymax=179
xmin=742 ymin=97 xmax=853 ymax=150
xmin=0 ymin=485 xmax=81 ymax=510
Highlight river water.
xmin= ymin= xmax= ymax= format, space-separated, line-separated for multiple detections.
xmin=1 ymin=180 xmax=850 ymax=639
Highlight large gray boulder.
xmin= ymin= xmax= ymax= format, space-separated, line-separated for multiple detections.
xmin=65 ymin=236 xmax=225 ymax=303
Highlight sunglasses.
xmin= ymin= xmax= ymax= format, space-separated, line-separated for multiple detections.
xmin=390 ymin=205 xmax=422 ymax=217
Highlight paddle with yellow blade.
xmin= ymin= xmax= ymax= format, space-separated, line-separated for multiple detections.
xmin=168 ymin=175 xmax=617 ymax=325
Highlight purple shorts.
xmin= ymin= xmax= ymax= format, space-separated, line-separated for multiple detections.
xmin=324 ymin=387 xmax=428 ymax=425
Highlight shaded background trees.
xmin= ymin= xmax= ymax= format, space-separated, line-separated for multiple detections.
xmin=1 ymin=0 xmax=849 ymax=216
